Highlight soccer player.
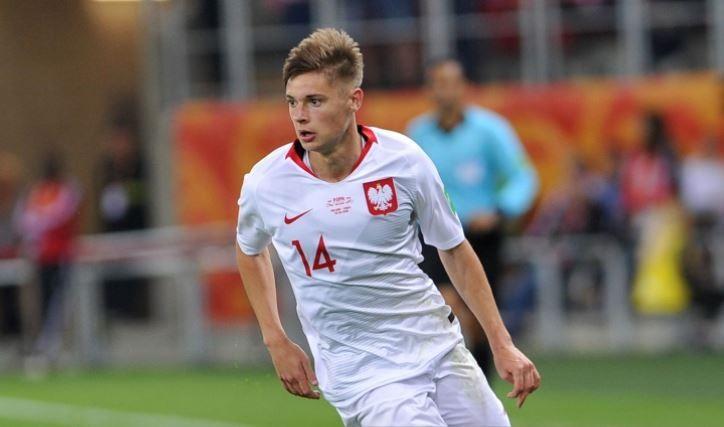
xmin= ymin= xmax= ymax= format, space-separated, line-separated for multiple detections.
xmin=236 ymin=28 xmax=540 ymax=426
xmin=407 ymin=58 xmax=539 ymax=379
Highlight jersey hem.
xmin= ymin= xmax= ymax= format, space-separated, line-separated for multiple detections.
xmin=428 ymin=232 xmax=465 ymax=251
xmin=236 ymin=237 xmax=264 ymax=256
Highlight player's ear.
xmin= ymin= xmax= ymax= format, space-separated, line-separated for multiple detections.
xmin=349 ymin=87 xmax=363 ymax=112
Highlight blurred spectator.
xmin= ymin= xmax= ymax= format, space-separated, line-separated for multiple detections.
xmin=0 ymin=151 xmax=23 ymax=337
xmin=648 ymin=0 xmax=707 ymax=72
xmin=16 ymin=153 xmax=81 ymax=372
xmin=622 ymin=114 xmax=689 ymax=315
xmin=342 ymin=0 xmax=420 ymax=88
xmin=620 ymin=113 xmax=678 ymax=221
xmin=97 ymin=104 xmax=151 ymax=319
xmin=679 ymin=138 xmax=724 ymax=226
xmin=407 ymin=58 xmax=539 ymax=379
xmin=0 ymin=151 xmax=22 ymax=257
xmin=98 ymin=113 xmax=148 ymax=232
xmin=454 ymin=0 xmax=520 ymax=82
xmin=528 ymin=155 xmax=622 ymax=236
xmin=265 ymin=0 xmax=311 ymax=25
xmin=680 ymin=137 xmax=724 ymax=348
xmin=526 ymin=155 xmax=622 ymax=315
xmin=682 ymin=220 xmax=724 ymax=349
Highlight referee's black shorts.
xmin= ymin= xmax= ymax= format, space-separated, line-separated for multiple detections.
xmin=419 ymin=226 xmax=504 ymax=300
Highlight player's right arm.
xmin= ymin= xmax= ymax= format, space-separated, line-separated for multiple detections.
xmin=235 ymin=245 xmax=319 ymax=399
xmin=236 ymin=172 xmax=318 ymax=399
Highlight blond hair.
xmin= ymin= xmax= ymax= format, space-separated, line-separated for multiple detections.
xmin=283 ymin=28 xmax=363 ymax=88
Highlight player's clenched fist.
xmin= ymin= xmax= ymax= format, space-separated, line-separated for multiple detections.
xmin=267 ymin=337 xmax=320 ymax=399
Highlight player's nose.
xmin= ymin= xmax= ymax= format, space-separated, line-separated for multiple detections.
xmin=290 ymin=105 xmax=308 ymax=123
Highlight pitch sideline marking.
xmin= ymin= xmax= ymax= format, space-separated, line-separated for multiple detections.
xmin=0 ymin=396 xmax=253 ymax=427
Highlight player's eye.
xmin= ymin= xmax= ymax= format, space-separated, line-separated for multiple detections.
xmin=309 ymin=98 xmax=322 ymax=106
xmin=287 ymin=99 xmax=296 ymax=107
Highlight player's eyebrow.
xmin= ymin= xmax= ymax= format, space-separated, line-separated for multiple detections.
xmin=304 ymin=94 xmax=326 ymax=100
xmin=285 ymin=93 xmax=326 ymax=100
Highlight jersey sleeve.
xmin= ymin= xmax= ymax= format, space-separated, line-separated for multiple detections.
xmin=236 ymin=174 xmax=272 ymax=255
xmin=412 ymin=149 xmax=465 ymax=250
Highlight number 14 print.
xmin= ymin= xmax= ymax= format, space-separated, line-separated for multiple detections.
xmin=291 ymin=235 xmax=337 ymax=277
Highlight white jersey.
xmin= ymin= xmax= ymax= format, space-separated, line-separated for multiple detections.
xmin=236 ymin=126 xmax=465 ymax=403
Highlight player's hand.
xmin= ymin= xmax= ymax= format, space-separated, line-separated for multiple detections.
xmin=493 ymin=344 xmax=540 ymax=408
xmin=467 ymin=213 xmax=500 ymax=233
xmin=267 ymin=337 xmax=320 ymax=399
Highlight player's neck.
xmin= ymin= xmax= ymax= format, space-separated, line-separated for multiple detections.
xmin=308 ymin=122 xmax=363 ymax=182
xmin=437 ymin=106 xmax=464 ymax=132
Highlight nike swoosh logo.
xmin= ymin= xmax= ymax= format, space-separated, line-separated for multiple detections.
xmin=284 ymin=209 xmax=312 ymax=224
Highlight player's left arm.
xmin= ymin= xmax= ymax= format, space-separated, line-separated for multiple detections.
xmin=409 ymin=140 xmax=540 ymax=406
xmin=438 ymin=240 xmax=541 ymax=408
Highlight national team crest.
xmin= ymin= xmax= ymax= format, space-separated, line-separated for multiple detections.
xmin=363 ymin=177 xmax=398 ymax=216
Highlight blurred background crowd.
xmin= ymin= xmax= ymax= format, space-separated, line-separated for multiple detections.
xmin=0 ymin=0 xmax=723 ymax=378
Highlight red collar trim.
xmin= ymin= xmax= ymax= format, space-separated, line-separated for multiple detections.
xmin=285 ymin=125 xmax=378 ymax=178
xmin=285 ymin=139 xmax=316 ymax=177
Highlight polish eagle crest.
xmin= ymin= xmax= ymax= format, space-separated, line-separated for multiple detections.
xmin=363 ymin=177 xmax=398 ymax=215
xmin=367 ymin=183 xmax=393 ymax=211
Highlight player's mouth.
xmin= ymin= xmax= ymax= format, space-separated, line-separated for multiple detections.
xmin=299 ymin=130 xmax=316 ymax=143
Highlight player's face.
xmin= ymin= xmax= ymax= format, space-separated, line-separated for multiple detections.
xmin=286 ymin=71 xmax=362 ymax=154
xmin=427 ymin=61 xmax=466 ymax=112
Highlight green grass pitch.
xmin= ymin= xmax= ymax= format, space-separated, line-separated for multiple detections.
xmin=0 ymin=353 xmax=722 ymax=426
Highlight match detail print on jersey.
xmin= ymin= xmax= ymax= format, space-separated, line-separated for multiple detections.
xmin=363 ymin=177 xmax=398 ymax=216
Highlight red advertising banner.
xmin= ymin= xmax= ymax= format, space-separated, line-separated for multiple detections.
xmin=174 ymin=73 xmax=721 ymax=323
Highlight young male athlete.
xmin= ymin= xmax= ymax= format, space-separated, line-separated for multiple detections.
xmin=236 ymin=28 xmax=540 ymax=426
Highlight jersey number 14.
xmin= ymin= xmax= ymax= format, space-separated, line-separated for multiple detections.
xmin=291 ymin=235 xmax=337 ymax=277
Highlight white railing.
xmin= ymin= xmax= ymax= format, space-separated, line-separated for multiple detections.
xmin=505 ymin=235 xmax=632 ymax=352
xmin=0 ymin=224 xmax=236 ymax=367
xmin=1 ymin=227 xmax=722 ymax=369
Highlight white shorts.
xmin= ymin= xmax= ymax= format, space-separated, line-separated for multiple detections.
xmin=334 ymin=343 xmax=510 ymax=427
